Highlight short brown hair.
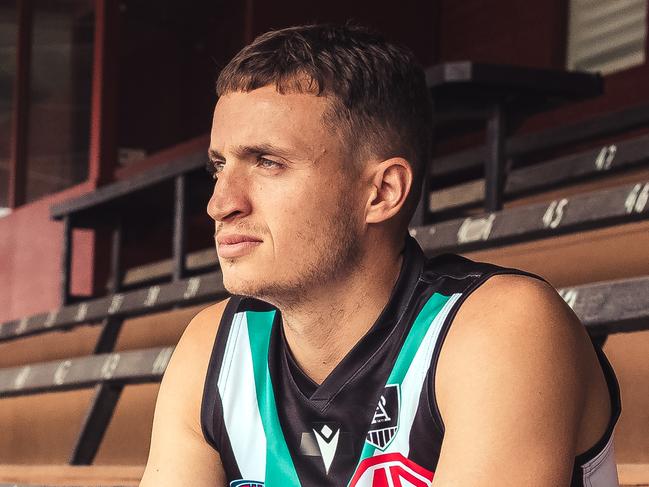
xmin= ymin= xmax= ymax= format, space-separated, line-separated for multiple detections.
xmin=216 ymin=23 xmax=433 ymax=221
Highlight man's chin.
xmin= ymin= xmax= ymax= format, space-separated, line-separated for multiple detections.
xmin=221 ymin=270 xmax=267 ymax=298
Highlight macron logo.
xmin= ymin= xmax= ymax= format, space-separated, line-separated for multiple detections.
xmin=313 ymin=424 xmax=340 ymax=474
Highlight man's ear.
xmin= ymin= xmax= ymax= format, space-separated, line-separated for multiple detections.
xmin=365 ymin=157 xmax=413 ymax=225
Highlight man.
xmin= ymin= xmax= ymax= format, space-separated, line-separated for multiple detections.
xmin=140 ymin=24 xmax=621 ymax=487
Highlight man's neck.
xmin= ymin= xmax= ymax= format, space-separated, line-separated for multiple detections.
xmin=279 ymin=245 xmax=404 ymax=385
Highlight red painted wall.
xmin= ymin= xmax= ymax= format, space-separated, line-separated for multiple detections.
xmin=0 ymin=182 xmax=96 ymax=322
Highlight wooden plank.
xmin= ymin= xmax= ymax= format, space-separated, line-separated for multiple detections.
xmin=413 ymin=180 xmax=649 ymax=253
xmin=0 ymin=271 xmax=226 ymax=342
xmin=0 ymin=464 xmax=142 ymax=486
xmin=618 ymin=463 xmax=649 ymax=487
xmin=50 ymin=151 xmax=205 ymax=221
xmin=558 ymin=276 xmax=649 ymax=334
xmin=431 ymin=134 xmax=649 ymax=213
xmin=425 ymin=61 xmax=602 ymax=100
xmin=0 ymin=347 xmax=174 ymax=398
xmin=0 ymin=464 xmax=643 ymax=487
xmin=121 ymin=247 xmax=217 ymax=286
xmin=172 ymin=174 xmax=187 ymax=281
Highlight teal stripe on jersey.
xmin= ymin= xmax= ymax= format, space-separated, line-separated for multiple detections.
xmin=217 ymin=311 xmax=267 ymax=480
xmin=246 ymin=310 xmax=301 ymax=486
xmin=384 ymin=292 xmax=461 ymax=456
xmin=353 ymin=292 xmax=454 ymax=470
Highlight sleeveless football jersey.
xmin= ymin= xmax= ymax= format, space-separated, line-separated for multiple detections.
xmin=201 ymin=236 xmax=621 ymax=487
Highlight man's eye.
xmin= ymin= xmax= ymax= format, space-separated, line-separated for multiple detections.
xmin=205 ymin=160 xmax=224 ymax=180
xmin=257 ymin=157 xmax=283 ymax=169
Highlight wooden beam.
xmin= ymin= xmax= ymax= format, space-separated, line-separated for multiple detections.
xmin=87 ymin=0 xmax=119 ymax=186
xmin=0 ymin=464 xmax=142 ymax=486
xmin=431 ymin=133 xmax=649 ymax=213
xmin=0 ymin=347 xmax=173 ymax=398
xmin=412 ymin=180 xmax=649 ymax=253
xmin=0 ymin=271 xmax=226 ymax=342
xmin=8 ymin=0 xmax=32 ymax=208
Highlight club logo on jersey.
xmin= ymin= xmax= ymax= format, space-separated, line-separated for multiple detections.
xmin=229 ymin=481 xmax=264 ymax=487
xmin=349 ymin=453 xmax=434 ymax=487
xmin=366 ymin=384 xmax=400 ymax=450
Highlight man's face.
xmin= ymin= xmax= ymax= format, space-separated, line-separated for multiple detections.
xmin=207 ymin=85 xmax=365 ymax=303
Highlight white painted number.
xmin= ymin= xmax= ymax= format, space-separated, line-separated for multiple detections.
xmin=559 ymin=288 xmax=579 ymax=310
xmin=44 ymin=310 xmax=58 ymax=328
xmin=624 ymin=183 xmax=649 ymax=214
xmin=542 ymin=198 xmax=568 ymax=229
xmin=183 ymin=278 xmax=201 ymax=299
xmin=75 ymin=303 xmax=88 ymax=322
xmin=16 ymin=317 xmax=29 ymax=335
xmin=595 ymin=144 xmax=616 ymax=171
xmin=144 ymin=286 xmax=161 ymax=307
xmin=14 ymin=366 xmax=31 ymax=389
xmin=108 ymin=294 xmax=124 ymax=314
xmin=457 ymin=213 xmax=496 ymax=244
xmin=101 ymin=354 xmax=121 ymax=380
xmin=54 ymin=360 xmax=72 ymax=385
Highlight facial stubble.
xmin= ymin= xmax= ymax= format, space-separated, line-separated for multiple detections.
xmin=221 ymin=189 xmax=363 ymax=308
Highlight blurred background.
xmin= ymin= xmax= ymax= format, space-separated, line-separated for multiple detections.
xmin=1 ymin=0 xmax=648 ymax=485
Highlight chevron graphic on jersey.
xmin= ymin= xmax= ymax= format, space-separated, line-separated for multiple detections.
xmin=313 ymin=424 xmax=340 ymax=474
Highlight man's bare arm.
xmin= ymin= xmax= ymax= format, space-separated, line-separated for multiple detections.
xmin=432 ymin=274 xmax=596 ymax=486
xmin=140 ymin=300 xmax=229 ymax=487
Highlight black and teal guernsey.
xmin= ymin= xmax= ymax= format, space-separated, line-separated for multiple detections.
xmin=201 ymin=236 xmax=621 ymax=487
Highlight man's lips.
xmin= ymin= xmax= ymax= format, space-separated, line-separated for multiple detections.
xmin=216 ymin=234 xmax=263 ymax=258
xmin=216 ymin=233 xmax=263 ymax=245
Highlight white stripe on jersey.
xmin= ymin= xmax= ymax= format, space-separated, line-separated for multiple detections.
xmin=382 ymin=293 xmax=462 ymax=456
xmin=217 ymin=311 xmax=267 ymax=481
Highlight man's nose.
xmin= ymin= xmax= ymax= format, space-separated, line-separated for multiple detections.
xmin=206 ymin=164 xmax=251 ymax=222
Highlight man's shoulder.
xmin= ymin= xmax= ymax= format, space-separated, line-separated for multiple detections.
xmin=436 ymin=270 xmax=591 ymax=408
xmin=462 ymin=271 xmax=564 ymax=323
xmin=163 ymin=298 xmax=232 ymax=387
xmin=178 ymin=298 xmax=231 ymax=354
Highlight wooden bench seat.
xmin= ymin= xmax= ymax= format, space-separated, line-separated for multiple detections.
xmin=431 ymin=134 xmax=649 ymax=214
xmin=0 ymin=464 xmax=142 ymax=486
xmin=619 ymin=463 xmax=649 ymax=487
xmin=0 ymin=463 xmax=644 ymax=486
xmin=412 ymin=179 xmax=649 ymax=253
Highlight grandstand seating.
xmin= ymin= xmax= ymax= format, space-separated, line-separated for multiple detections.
xmin=1 ymin=67 xmax=648 ymax=485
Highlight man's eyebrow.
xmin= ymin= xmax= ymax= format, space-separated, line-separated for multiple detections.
xmin=208 ymin=143 xmax=299 ymax=161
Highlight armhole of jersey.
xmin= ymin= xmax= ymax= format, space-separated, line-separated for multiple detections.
xmin=573 ymin=340 xmax=622 ymax=466
xmin=428 ymin=267 xmax=551 ymax=434
xmin=200 ymin=295 xmax=241 ymax=451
